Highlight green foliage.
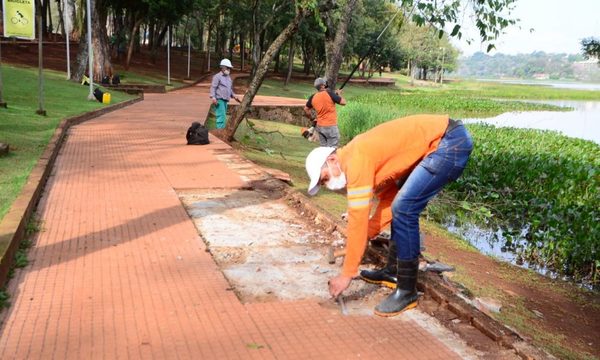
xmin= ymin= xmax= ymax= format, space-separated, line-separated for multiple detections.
xmin=437 ymin=125 xmax=600 ymax=285
xmin=402 ymin=0 xmax=518 ymax=51
xmin=13 ymin=250 xmax=29 ymax=269
xmin=337 ymin=91 xmax=563 ymax=142
xmin=336 ymin=96 xmax=599 ymax=285
xmin=0 ymin=289 xmax=10 ymax=310
xmin=581 ymin=37 xmax=600 ymax=63
xmin=456 ymin=51 xmax=597 ymax=81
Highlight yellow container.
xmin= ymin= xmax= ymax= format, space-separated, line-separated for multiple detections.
xmin=102 ymin=92 xmax=111 ymax=104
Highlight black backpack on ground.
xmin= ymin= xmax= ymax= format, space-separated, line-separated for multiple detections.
xmin=93 ymin=88 xmax=104 ymax=103
xmin=186 ymin=122 xmax=210 ymax=145
xmin=112 ymin=74 xmax=121 ymax=85
xmin=101 ymin=75 xmax=110 ymax=85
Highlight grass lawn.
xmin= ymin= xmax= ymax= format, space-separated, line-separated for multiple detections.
xmin=257 ymin=74 xmax=600 ymax=101
xmin=112 ymin=67 xmax=185 ymax=89
xmin=0 ymin=65 xmax=135 ymax=222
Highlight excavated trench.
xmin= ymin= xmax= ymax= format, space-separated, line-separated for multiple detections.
xmin=179 ymin=179 xmax=368 ymax=304
xmin=178 ymin=179 xmax=536 ymax=359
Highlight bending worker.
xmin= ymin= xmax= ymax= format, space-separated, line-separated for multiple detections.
xmin=304 ymin=77 xmax=347 ymax=147
xmin=209 ymin=59 xmax=241 ymax=129
xmin=305 ymin=115 xmax=473 ymax=317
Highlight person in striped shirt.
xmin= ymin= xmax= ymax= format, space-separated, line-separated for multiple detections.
xmin=305 ymin=114 xmax=473 ymax=317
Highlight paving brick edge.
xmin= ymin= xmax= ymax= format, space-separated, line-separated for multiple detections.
xmin=281 ymin=188 xmax=554 ymax=360
xmin=0 ymin=96 xmax=144 ymax=287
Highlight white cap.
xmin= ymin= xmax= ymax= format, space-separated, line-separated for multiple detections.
xmin=219 ymin=59 xmax=233 ymax=68
xmin=305 ymin=147 xmax=336 ymax=196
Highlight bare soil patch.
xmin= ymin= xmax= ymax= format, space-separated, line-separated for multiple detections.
xmin=424 ymin=227 xmax=600 ymax=359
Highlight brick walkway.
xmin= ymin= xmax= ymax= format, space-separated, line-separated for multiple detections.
xmin=0 ymin=85 xmax=460 ymax=359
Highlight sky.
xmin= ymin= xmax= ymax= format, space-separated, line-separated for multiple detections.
xmin=451 ymin=0 xmax=600 ymax=56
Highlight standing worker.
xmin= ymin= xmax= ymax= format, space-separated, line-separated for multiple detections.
xmin=304 ymin=115 xmax=473 ymax=317
xmin=210 ymin=59 xmax=241 ymax=129
xmin=304 ymin=77 xmax=347 ymax=147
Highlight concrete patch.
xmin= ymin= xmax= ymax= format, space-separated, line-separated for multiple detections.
xmin=180 ymin=187 xmax=345 ymax=303
xmin=180 ymin=183 xmax=532 ymax=357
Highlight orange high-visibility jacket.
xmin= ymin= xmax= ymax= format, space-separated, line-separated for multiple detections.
xmin=336 ymin=114 xmax=449 ymax=277
xmin=306 ymin=90 xmax=343 ymax=127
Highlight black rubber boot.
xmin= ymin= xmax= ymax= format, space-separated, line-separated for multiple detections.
xmin=374 ymin=259 xmax=419 ymax=317
xmin=360 ymin=242 xmax=397 ymax=289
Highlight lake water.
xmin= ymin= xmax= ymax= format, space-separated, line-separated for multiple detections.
xmin=463 ymin=100 xmax=600 ymax=144
xmin=478 ymin=79 xmax=600 ymax=91
xmin=449 ymin=100 xmax=599 ymax=288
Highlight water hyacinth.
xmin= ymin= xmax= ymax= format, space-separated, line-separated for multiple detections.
xmin=337 ymin=96 xmax=599 ymax=286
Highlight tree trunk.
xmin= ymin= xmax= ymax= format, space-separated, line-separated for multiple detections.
xmin=47 ymin=0 xmax=53 ymax=34
xmin=125 ymin=15 xmax=143 ymax=70
xmin=73 ymin=27 xmax=89 ymax=81
xmin=206 ymin=20 xmax=212 ymax=71
xmin=57 ymin=0 xmax=66 ymax=36
xmin=251 ymin=0 xmax=261 ymax=77
xmin=224 ymin=8 xmax=309 ymax=142
xmin=73 ymin=0 xmax=113 ymax=80
xmin=284 ymin=37 xmax=295 ymax=87
xmin=251 ymin=28 xmax=261 ymax=76
xmin=240 ymin=32 xmax=245 ymax=71
xmin=151 ymin=24 xmax=168 ymax=63
xmin=228 ymin=28 xmax=235 ymax=60
xmin=198 ymin=19 xmax=204 ymax=51
xmin=148 ymin=21 xmax=155 ymax=49
xmin=91 ymin=0 xmax=112 ymax=79
xmin=274 ymin=47 xmax=281 ymax=73
xmin=323 ymin=0 xmax=359 ymax=89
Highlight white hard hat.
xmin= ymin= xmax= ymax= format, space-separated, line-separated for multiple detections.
xmin=305 ymin=147 xmax=336 ymax=196
xmin=219 ymin=59 xmax=233 ymax=68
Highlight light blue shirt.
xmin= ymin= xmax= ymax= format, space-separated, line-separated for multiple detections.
xmin=209 ymin=72 xmax=236 ymax=101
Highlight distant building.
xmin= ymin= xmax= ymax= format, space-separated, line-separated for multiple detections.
xmin=572 ymin=58 xmax=600 ymax=81
xmin=533 ymin=73 xmax=550 ymax=80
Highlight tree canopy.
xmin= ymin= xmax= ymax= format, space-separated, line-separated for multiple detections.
xmin=35 ymin=0 xmax=523 ymax=137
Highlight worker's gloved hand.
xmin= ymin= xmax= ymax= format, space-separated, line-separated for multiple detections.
xmin=311 ymin=120 xmax=317 ymax=128
xmin=328 ymin=275 xmax=352 ymax=298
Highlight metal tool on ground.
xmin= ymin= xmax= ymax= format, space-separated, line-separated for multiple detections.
xmin=336 ymin=295 xmax=349 ymax=316
xmin=424 ymin=261 xmax=455 ymax=273
xmin=327 ymin=247 xmax=346 ymax=264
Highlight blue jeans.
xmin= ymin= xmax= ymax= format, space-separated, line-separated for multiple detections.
xmin=215 ymin=99 xmax=228 ymax=129
xmin=391 ymin=124 xmax=474 ymax=261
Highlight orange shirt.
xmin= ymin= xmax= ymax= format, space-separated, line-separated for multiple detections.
xmin=336 ymin=114 xmax=449 ymax=277
xmin=306 ymin=90 xmax=342 ymax=127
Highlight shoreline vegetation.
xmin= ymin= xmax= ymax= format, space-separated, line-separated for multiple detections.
xmin=251 ymin=76 xmax=600 ymax=287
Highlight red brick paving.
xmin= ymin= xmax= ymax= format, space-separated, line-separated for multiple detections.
xmin=0 ymin=85 xmax=459 ymax=359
